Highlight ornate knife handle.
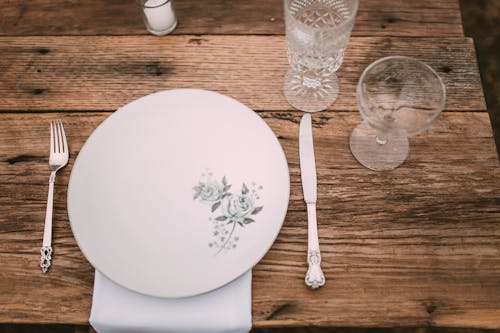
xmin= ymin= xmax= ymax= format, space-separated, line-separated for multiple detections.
xmin=40 ymin=246 xmax=53 ymax=273
xmin=305 ymin=202 xmax=325 ymax=289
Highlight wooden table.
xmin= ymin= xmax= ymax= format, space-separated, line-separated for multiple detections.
xmin=1 ymin=0 xmax=499 ymax=329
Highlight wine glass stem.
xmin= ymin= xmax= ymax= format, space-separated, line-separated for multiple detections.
xmin=301 ymin=73 xmax=322 ymax=89
xmin=375 ymin=135 xmax=387 ymax=145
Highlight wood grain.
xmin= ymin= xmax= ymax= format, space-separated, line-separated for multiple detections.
xmin=0 ymin=36 xmax=485 ymax=112
xmin=0 ymin=0 xmax=495 ymax=329
xmin=0 ymin=111 xmax=498 ymax=327
xmin=0 ymin=0 xmax=464 ymax=37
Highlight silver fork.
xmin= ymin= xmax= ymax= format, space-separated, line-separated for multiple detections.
xmin=40 ymin=120 xmax=69 ymax=273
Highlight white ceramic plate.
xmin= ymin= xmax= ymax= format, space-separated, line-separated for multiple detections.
xmin=68 ymin=89 xmax=289 ymax=298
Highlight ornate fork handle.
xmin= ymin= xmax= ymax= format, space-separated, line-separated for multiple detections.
xmin=41 ymin=171 xmax=56 ymax=273
xmin=305 ymin=202 xmax=325 ymax=289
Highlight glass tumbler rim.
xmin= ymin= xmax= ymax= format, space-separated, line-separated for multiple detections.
xmin=356 ymin=55 xmax=447 ymax=137
xmin=284 ymin=0 xmax=359 ymax=32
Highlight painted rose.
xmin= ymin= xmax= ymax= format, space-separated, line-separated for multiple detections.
xmin=197 ymin=181 xmax=223 ymax=202
xmin=222 ymin=194 xmax=254 ymax=222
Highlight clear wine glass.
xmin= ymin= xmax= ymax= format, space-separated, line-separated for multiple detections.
xmin=284 ymin=0 xmax=358 ymax=112
xmin=349 ymin=56 xmax=446 ymax=171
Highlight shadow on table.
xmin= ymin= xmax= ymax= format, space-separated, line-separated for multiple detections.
xmin=460 ymin=0 xmax=500 ymax=157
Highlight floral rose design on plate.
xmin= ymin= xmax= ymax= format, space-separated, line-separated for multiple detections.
xmin=193 ymin=170 xmax=263 ymax=255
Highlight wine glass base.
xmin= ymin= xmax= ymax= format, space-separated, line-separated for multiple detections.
xmin=349 ymin=122 xmax=409 ymax=171
xmin=284 ymin=69 xmax=339 ymax=112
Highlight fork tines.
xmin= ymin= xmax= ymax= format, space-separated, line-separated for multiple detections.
xmin=50 ymin=120 xmax=68 ymax=154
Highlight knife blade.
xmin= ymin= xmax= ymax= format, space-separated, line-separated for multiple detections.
xmin=299 ymin=113 xmax=325 ymax=289
xmin=299 ymin=113 xmax=317 ymax=204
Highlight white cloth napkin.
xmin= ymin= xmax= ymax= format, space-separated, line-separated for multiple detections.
xmin=89 ymin=270 xmax=252 ymax=333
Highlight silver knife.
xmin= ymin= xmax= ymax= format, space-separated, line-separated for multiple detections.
xmin=299 ymin=114 xmax=325 ymax=289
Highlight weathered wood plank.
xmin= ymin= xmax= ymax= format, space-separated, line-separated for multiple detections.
xmin=0 ymin=36 xmax=485 ymax=112
xmin=0 ymin=111 xmax=498 ymax=327
xmin=0 ymin=0 xmax=463 ymax=37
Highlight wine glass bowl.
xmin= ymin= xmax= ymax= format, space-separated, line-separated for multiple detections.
xmin=350 ymin=56 xmax=446 ymax=171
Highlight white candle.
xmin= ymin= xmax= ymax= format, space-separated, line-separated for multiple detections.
xmin=143 ymin=0 xmax=177 ymax=34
